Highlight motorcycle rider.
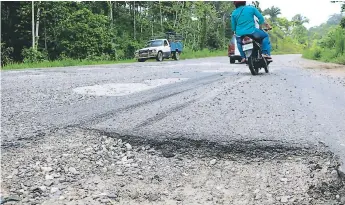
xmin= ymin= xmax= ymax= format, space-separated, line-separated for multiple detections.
xmin=231 ymin=1 xmax=272 ymax=63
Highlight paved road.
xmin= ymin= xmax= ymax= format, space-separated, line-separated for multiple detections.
xmin=2 ymin=55 xmax=345 ymax=168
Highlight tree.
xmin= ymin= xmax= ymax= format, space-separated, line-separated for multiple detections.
xmin=292 ymin=25 xmax=308 ymax=44
xmin=341 ymin=17 xmax=345 ymax=29
xmin=56 ymin=8 xmax=115 ymax=59
xmin=292 ymin=14 xmax=309 ymax=26
xmin=327 ymin=14 xmax=343 ymax=25
xmin=263 ymin=6 xmax=281 ymax=22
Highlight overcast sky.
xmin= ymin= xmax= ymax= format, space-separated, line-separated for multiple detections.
xmin=259 ymin=0 xmax=343 ymax=28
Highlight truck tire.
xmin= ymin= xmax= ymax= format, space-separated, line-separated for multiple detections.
xmin=138 ymin=59 xmax=146 ymax=62
xmin=173 ymin=51 xmax=180 ymax=60
xmin=156 ymin=51 xmax=163 ymax=62
xmin=230 ymin=57 xmax=235 ymax=64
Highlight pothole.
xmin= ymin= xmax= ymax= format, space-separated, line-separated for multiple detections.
xmin=73 ymin=78 xmax=189 ymax=96
xmin=1 ymin=127 xmax=344 ymax=205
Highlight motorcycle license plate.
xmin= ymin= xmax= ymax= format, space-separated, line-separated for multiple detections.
xmin=243 ymin=43 xmax=253 ymax=51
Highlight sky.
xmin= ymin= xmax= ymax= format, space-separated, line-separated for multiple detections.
xmin=259 ymin=0 xmax=343 ymax=28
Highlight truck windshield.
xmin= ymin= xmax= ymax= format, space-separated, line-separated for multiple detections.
xmin=147 ymin=40 xmax=164 ymax=47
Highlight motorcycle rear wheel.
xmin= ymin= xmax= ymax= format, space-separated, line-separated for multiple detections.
xmin=248 ymin=56 xmax=259 ymax=75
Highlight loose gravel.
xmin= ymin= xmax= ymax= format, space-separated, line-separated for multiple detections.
xmin=1 ymin=128 xmax=344 ymax=205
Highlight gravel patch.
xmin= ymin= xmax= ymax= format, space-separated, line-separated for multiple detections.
xmin=1 ymin=128 xmax=344 ymax=205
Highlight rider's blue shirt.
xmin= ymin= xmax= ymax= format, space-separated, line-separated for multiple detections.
xmin=231 ymin=5 xmax=265 ymax=36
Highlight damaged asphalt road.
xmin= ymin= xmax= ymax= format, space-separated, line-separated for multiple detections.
xmin=1 ymin=54 xmax=345 ymax=204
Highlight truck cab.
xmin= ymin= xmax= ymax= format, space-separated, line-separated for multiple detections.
xmin=135 ymin=32 xmax=183 ymax=62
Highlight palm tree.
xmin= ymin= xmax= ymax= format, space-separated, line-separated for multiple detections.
xmin=292 ymin=14 xmax=309 ymax=26
xmin=263 ymin=6 xmax=281 ymax=22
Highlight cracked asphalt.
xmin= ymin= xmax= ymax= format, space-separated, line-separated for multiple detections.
xmin=2 ymin=54 xmax=345 ymax=170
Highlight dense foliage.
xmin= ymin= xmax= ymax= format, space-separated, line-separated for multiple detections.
xmin=1 ymin=1 xmax=325 ymax=67
xmin=1 ymin=1 xmax=237 ymax=65
xmin=303 ymin=3 xmax=345 ymax=65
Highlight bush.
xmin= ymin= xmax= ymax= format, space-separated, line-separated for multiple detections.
xmin=1 ymin=43 xmax=14 ymax=66
xmin=56 ymin=8 xmax=115 ymax=59
xmin=21 ymin=48 xmax=48 ymax=63
xmin=302 ymin=45 xmax=322 ymax=60
xmin=85 ymin=53 xmax=113 ymax=61
xmin=114 ymin=49 xmax=125 ymax=60
xmin=340 ymin=17 xmax=345 ymax=29
xmin=333 ymin=54 xmax=345 ymax=65
xmin=320 ymin=49 xmax=338 ymax=62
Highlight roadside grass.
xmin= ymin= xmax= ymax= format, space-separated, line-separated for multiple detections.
xmin=1 ymin=59 xmax=136 ymax=70
xmin=302 ymin=48 xmax=345 ymax=65
xmin=272 ymin=51 xmax=301 ymax=55
xmin=180 ymin=48 xmax=227 ymax=59
xmin=2 ymin=49 xmax=228 ymax=70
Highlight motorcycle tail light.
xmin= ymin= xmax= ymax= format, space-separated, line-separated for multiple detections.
xmin=242 ymin=37 xmax=252 ymax=44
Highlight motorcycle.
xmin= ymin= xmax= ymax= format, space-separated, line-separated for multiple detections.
xmin=241 ymin=28 xmax=272 ymax=75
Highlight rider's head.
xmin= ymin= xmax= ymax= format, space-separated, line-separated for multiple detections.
xmin=233 ymin=1 xmax=246 ymax=8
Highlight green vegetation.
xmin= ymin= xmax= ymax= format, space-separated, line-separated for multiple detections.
xmin=1 ymin=1 xmax=321 ymax=69
xmin=2 ymin=59 xmax=135 ymax=70
xmin=1 ymin=1 xmax=235 ymax=69
xmin=2 ymin=49 xmax=227 ymax=70
xmin=303 ymin=3 xmax=345 ymax=65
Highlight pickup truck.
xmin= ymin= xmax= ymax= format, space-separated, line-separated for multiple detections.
xmin=134 ymin=38 xmax=183 ymax=62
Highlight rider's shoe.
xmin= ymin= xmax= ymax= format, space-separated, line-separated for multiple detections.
xmin=262 ymin=54 xmax=273 ymax=62
xmin=239 ymin=58 xmax=246 ymax=64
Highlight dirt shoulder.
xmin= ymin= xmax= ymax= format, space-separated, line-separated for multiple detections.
xmin=298 ymin=58 xmax=345 ymax=79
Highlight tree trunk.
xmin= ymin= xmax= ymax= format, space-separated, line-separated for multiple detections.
xmin=107 ymin=1 xmax=113 ymax=24
xmin=173 ymin=2 xmax=178 ymax=28
xmin=35 ymin=2 xmax=41 ymax=50
xmin=133 ymin=1 xmax=136 ymax=40
xmin=151 ymin=19 xmax=154 ymax=37
xmin=44 ymin=22 xmax=47 ymax=50
xmin=32 ymin=1 xmax=35 ymax=49
xmin=160 ymin=1 xmax=163 ymax=32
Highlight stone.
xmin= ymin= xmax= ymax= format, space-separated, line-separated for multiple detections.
xmin=50 ymin=187 xmax=59 ymax=194
xmin=53 ymin=173 xmax=61 ymax=178
xmin=335 ymin=195 xmax=340 ymax=200
xmin=210 ymin=159 xmax=217 ymax=165
xmin=341 ymin=196 xmax=345 ymax=203
xmin=107 ymin=193 xmax=117 ymax=199
xmin=281 ymin=196 xmax=289 ymax=203
xmin=118 ymin=139 xmax=123 ymax=146
xmin=255 ymin=194 xmax=261 ymax=200
xmin=45 ymin=175 xmax=54 ymax=180
xmin=44 ymin=180 xmax=54 ymax=187
xmin=68 ymin=167 xmax=79 ymax=175
xmin=96 ymin=161 xmax=104 ymax=167
xmin=125 ymin=143 xmax=132 ymax=150
xmin=331 ymin=170 xmax=339 ymax=179
xmin=280 ymin=178 xmax=288 ymax=182
xmin=12 ymin=169 xmax=19 ymax=175
xmin=39 ymin=186 xmax=47 ymax=192
xmin=121 ymin=156 xmax=128 ymax=162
